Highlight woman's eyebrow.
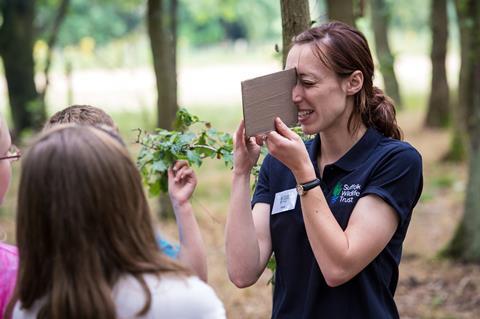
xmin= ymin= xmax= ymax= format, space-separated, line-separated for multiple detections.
xmin=298 ymin=72 xmax=316 ymax=78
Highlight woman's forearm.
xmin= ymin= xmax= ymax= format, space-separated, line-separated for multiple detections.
xmin=225 ymin=173 xmax=264 ymax=288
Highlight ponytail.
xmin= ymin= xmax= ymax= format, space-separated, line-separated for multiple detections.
xmin=362 ymin=86 xmax=402 ymax=140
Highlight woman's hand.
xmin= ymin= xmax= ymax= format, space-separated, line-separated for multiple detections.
xmin=232 ymin=120 xmax=262 ymax=176
xmin=168 ymin=160 xmax=197 ymax=206
xmin=266 ymin=117 xmax=316 ymax=183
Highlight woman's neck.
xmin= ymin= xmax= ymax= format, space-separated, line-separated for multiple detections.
xmin=317 ymin=124 xmax=367 ymax=175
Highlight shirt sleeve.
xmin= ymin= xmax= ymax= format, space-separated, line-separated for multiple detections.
xmin=177 ymin=277 xmax=227 ymax=319
xmin=251 ymin=155 xmax=275 ymax=207
xmin=114 ymin=275 xmax=226 ymax=319
xmin=362 ymin=146 xmax=423 ymax=226
xmin=0 ymin=244 xmax=18 ymax=318
xmin=156 ymin=236 xmax=180 ymax=259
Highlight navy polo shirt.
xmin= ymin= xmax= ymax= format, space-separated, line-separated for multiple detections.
xmin=252 ymin=127 xmax=423 ymax=319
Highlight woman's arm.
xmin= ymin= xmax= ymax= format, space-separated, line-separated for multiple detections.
xmin=299 ymin=191 xmax=398 ymax=286
xmin=266 ymin=118 xmax=399 ymax=287
xmin=225 ymin=121 xmax=272 ymax=288
xmin=225 ymin=179 xmax=272 ymax=288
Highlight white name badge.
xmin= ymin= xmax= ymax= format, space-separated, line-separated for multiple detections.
xmin=271 ymin=188 xmax=298 ymax=215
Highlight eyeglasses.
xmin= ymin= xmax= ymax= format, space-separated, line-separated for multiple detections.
xmin=0 ymin=145 xmax=21 ymax=161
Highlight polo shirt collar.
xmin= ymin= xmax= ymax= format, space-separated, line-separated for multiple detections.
xmin=307 ymin=127 xmax=383 ymax=172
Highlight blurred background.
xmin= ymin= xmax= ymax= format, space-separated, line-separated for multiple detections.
xmin=1 ymin=0 xmax=479 ymax=318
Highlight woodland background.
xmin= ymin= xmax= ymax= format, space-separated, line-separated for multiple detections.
xmin=1 ymin=0 xmax=480 ymax=318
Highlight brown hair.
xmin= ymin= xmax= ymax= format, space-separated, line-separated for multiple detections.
xmin=13 ymin=125 xmax=186 ymax=319
xmin=44 ymin=105 xmax=117 ymax=132
xmin=293 ymin=21 xmax=402 ymax=140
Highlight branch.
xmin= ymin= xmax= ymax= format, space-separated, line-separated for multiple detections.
xmin=40 ymin=0 xmax=70 ymax=99
xmin=189 ymin=144 xmax=217 ymax=152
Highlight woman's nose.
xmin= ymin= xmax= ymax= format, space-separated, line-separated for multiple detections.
xmin=292 ymin=83 xmax=303 ymax=103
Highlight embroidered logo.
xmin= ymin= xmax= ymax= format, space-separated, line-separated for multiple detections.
xmin=331 ymin=182 xmax=342 ymax=204
xmin=330 ymin=182 xmax=362 ymax=204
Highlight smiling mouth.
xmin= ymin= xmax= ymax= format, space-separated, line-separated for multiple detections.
xmin=298 ymin=110 xmax=314 ymax=120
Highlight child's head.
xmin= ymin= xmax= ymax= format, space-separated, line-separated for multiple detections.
xmin=43 ymin=105 xmax=117 ymax=132
xmin=15 ymin=125 xmax=183 ymax=317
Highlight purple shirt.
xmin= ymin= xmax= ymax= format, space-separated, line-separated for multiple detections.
xmin=0 ymin=243 xmax=18 ymax=317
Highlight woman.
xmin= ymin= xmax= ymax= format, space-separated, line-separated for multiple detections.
xmin=11 ymin=125 xmax=225 ymax=319
xmin=226 ymin=22 xmax=422 ymax=318
xmin=0 ymin=114 xmax=20 ymax=318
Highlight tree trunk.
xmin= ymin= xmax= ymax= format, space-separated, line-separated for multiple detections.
xmin=370 ymin=0 xmax=402 ymax=108
xmin=425 ymin=0 xmax=450 ymax=128
xmin=0 ymin=0 xmax=45 ymax=137
xmin=445 ymin=0 xmax=471 ymax=161
xmin=326 ymin=0 xmax=356 ymax=26
xmin=443 ymin=0 xmax=480 ymax=262
xmin=147 ymin=0 xmax=178 ymax=219
xmin=147 ymin=0 xmax=177 ymax=131
xmin=280 ymin=0 xmax=310 ymax=68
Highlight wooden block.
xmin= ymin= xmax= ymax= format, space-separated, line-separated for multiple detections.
xmin=241 ymin=68 xmax=298 ymax=137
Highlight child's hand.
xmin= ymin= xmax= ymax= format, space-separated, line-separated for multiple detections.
xmin=168 ymin=160 xmax=197 ymax=206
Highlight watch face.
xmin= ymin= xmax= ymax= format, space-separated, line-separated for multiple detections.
xmin=296 ymin=184 xmax=304 ymax=196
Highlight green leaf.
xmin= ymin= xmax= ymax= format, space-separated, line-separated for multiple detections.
xmin=136 ymin=108 xmax=234 ymax=196
xmin=152 ymin=161 xmax=168 ymax=173
xmin=186 ymin=150 xmax=202 ymax=167
xmin=148 ymin=180 xmax=161 ymax=197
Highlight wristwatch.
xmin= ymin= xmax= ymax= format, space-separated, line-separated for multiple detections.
xmin=296 ymin=178 xmax=321 ymax=196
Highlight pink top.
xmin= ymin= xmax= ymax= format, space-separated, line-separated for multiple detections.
xmin=0 ymin=243 xmax=18 ymax=317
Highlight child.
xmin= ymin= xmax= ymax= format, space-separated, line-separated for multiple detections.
xmin=11 ymin=125 xmax=225 ymax=318
xmin=0 ymin=114 xmax=21 ymax=318
xmin=45 ymin=105 xmax=207 ymax=281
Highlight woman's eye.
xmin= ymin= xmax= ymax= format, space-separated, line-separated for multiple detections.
xmin=301 ymin=81 xmax=315 ymax=87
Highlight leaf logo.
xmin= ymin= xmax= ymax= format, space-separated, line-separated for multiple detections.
xmin=331 ymin=182 xmax=342 ymax=204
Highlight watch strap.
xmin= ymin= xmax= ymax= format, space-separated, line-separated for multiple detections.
xmin=300 ymin=178 xmax=321 ymax=191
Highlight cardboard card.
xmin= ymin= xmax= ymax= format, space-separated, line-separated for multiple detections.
xmin=241 ymin=68 xmax=298 ymax=138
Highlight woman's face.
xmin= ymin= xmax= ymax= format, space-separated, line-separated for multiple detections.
xmin=285 ymin=44 xmax=353 ymax=135
xmin=0 ymin=121 xmax=12 ymax=204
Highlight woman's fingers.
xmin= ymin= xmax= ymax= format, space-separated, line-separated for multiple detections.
xmin=274 ymin=117 xmax=298 ymax=140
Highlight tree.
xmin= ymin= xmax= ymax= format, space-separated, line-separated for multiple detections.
xmin=0 ymin=0 xmax=44 ymax=136
xmin=280 ymin=0 xmax=310 ymax=68
xmin=425 ymin=0 xmax=450 ymax=128
xmin=39 ymin=0 xmax=70 ymax=102
xmin=370 ymin=0 xmax=402 ymax=108
xmin=442 ymin=0 xmax=480 ymax=262
xmin=0 ymin=0 xmax=70 ymax=137
xmin=148 ymin=0 xmax=177 ymax=131
xmin=326 ymin=0 xmax=356 ymax=27
xmin=147 ymin=0 xmax=178 ymax=219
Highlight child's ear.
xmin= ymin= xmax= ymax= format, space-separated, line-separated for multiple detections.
xmin=345 ymin=70 xmax=363 ymax=96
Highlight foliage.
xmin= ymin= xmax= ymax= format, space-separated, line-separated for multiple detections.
xmin=136 ymin=108 xmax=233 ymax=196
xmin=137 ymin=109 xmax=313 ymax=197
xmin=36 ymin=0 xmax=144 ymax=47
xmin=178 ymin=0 xmax=280 ymax=46
xmin=266 ymin=254 xmax=276 ymax=286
